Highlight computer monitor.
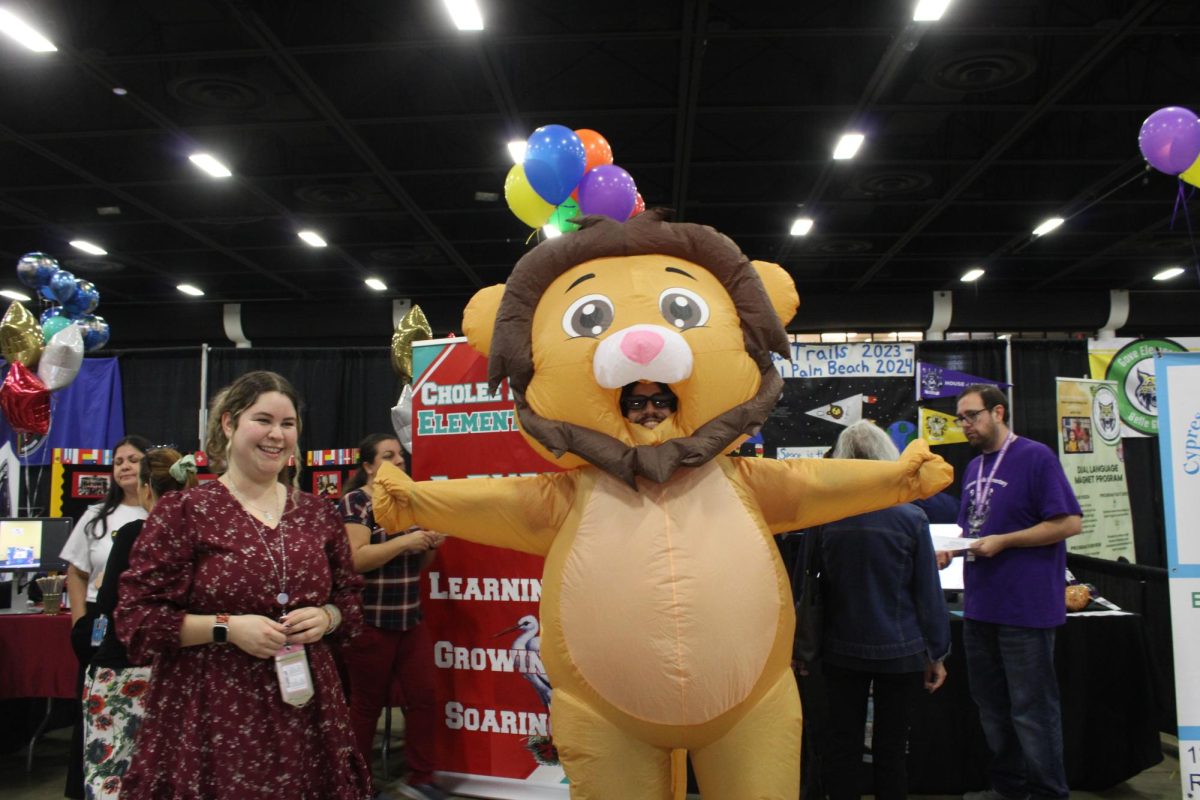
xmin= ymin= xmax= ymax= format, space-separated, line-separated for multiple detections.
xmin=0 ymin=518 xmax=74 ymax=572
xmin=929 ymin=523 xmax=966 ymax=592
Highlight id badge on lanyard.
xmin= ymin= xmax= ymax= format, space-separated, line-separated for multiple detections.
xmin=275 ymin=644 xmax=314 ymax=707
xmin=90 ymin=614 xmax=108 ymax=647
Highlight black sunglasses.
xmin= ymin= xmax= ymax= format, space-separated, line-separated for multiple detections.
xmin=621 ymin=394 xmax=677 ymax=412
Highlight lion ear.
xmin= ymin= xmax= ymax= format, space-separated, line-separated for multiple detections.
xmin=751 ymin=260 xmax=800 ymax=327
xmin=462 ymin=284 xmax=506 ymax=356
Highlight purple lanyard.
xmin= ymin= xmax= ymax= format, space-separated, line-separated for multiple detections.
xmin=971 ymin=432 xmax=1016 ymax=524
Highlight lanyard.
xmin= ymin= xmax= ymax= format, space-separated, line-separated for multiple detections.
xmin=969 ymin=432 xmax=1016 ymax=532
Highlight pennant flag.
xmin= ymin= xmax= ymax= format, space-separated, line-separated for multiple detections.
xmin=805 ymin=394 xmax=877 ymax=428
xmin=919 ymin=407 xmax=967 ymax=445
xmin=917 ymin=362 xmax=1009 ymax=400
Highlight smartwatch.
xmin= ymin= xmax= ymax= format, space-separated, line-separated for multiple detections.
xmin=213 ymin=613 xmax=231 ymax=644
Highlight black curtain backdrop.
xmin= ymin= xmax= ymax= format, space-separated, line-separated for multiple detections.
xmin=114 ymin=348 xmax=204 ymax=448
xmin=1009 ymin=340 xmax=1089 ymax=450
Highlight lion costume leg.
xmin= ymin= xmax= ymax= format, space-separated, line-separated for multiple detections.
xmin=552 ymin=689 xmax=673 ymax=800
xmin=690 ymin=670 xmax=803 ymax=800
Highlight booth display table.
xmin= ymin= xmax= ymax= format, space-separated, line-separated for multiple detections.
xmin=905 ymin=611 xmax=1163 ymax=793
xmin=0 ymin=609 xmax=77 ymax=769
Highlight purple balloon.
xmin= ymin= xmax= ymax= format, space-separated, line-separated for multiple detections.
xmin=577 ymin=165 xmax=638 ymax=221
xmin=1138 ymin=106 xmax=1200 ymax=175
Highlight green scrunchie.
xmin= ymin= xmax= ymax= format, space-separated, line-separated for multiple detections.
xmin=168 ymin=454 xmax=198 ymax=483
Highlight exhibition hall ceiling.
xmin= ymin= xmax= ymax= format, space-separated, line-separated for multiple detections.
xmin=0 ymin=0 xmax=1196 ymax=317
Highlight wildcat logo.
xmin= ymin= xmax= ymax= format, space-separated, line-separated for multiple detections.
xmin=1090 ymin=386 xmax=1121 ymax=446
xmin=1105 ymin=338 xmax=1185 ymax=436
xmin=1133 ymin=369 xmax=1156 ymax=413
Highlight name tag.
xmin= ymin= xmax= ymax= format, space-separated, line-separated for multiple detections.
xmin=90 ymin=614 xmax=108 ymax=647
xmin=274 ymin=644 xmax=314 ymax=707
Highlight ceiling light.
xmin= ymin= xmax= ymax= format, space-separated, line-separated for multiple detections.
xmin=790 ymin=217 xmax=814 ymax=236
xmin=542 ymin=225 xmax=562 ymax=239
xmin=364 ymin=278 xmax=387 ymax=291
xmin=297 ymin=230 xmax=327 ymax=248
xmin=832 ymin=133 xmax=865 ymax=160
xmin=0 ymin=289 xmax=31 ymax=302
xmin=112 ymin=87 xmax=127 ymax=96
xmin=913 ymin=0 xmax=953 ymax=21
xmin=443 ymin=0 xmax=484 ymax=31
xmin=960 ymin=267 xmax=985 ymax=282
xmin=188 ymin=153 xmax=232 ymax=178
xmin=69 ymin=240 xmax=107 ymax=256
xmin=507 ymin=140 xmax=527 ymax=164
xmin=1032 ymin=217 xmax=1064 ymax=237
xmin=176 ymin=284 xmax=204 ymax=297
xmin=1153 ymin=266 xmax=1185 ymax=281
xmin=0 ymin=9 xmax=57 ymax=52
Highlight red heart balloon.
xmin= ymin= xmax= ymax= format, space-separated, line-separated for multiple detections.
xmin=1 ymin=361 xmax=50 ymax=435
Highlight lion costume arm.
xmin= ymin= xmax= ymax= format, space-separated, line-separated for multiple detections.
xmin=372 ymin=462 xmax=575 ymax=556
xmin=734 ymin=440 xmax=953 ymax=533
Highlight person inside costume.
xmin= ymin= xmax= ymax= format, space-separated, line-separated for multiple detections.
xmin=83 ymin=446 xmax=198 ymax=799
xmin=808 ymin=421 xmax=949 ymax=800
xmin=374 ymin=210 xmax=953 ymax=800
xmin=59 ymin=433 xmax=151 ymax=800
xmin=341 ymin=433 xmax=447 ymax=800
xmin=620 ymin=381 xmax=677 ymax=429
xmin=115 ymin=371 xmax=370 ymax=800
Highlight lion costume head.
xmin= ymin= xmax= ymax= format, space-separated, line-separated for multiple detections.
xmin=462 ymin=209 xmax=800 ymax=485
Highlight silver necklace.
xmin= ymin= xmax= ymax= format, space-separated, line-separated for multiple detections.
xmin=226 ymin=478 xmax=283 ymax=522
xmin=224 ymin=479 xmax=290 ymax=607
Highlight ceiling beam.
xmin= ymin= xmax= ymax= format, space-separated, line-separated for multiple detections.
xmin=670 ymin=0 xmax=708 ymax=220
xmin=223 ymin=2 xmax=482 ymax=288
xmin=849 ymin=0 xmax=1164 ymax=291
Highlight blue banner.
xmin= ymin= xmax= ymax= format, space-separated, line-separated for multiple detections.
xmin=0 ymin=358 xmax=125 ymax=466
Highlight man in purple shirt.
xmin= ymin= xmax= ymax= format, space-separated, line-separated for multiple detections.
xmin=942 ymin=384 xmax=1082 ymax=800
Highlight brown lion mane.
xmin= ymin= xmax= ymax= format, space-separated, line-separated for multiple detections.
xmin=488 ymin=208 xmax=791 ymax=487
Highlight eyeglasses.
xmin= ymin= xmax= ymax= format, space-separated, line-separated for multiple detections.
xmin=621 ymin=394 xmax=677 ymax=412
xmin=953 ymin=408 xmax=990 ymax=427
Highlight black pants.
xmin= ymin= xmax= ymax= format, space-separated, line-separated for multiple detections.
xmin=822 ymin=663 xmax=923 ymax=800
xmin=66 ymin=604 xmax=98 ymax=800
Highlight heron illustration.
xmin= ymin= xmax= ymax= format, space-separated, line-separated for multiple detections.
xmin=494 ymin=614 xmax=553 ymax=709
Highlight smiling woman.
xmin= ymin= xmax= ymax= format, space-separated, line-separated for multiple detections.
xmin=113 ymin=370 xmax=370 ymax=800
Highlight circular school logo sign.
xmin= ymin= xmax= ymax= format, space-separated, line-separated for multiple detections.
xmin=1090 ymin=384 xmax=1121 ymax=445
xmin=1104 ymin=338 xmax=1185 ymax=435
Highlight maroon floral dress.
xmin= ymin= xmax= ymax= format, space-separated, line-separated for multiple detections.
xmin=115 ymin=481 xmax=370 ymax=800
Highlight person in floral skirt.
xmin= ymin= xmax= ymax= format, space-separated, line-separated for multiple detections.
xmin=83 ymin=446 xmax=198 ymax=799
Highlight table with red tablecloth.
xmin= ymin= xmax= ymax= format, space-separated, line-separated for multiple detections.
xmin=0 ymin=610 xmax=76 ymax=700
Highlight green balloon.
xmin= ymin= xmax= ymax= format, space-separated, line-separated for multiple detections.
xmin=42 ymin=315 xmax=70 ymax=343
xmin=551 ymin=198 xmax=581 ymax=233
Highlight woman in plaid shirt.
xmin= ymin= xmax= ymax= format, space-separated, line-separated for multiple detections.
xmin=341 ymin=434 xmax=447 ymax=800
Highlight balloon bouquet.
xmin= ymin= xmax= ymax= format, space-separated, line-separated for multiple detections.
xmin=505 ymin=126 xmax=645 ymax=234
xmin=0 ymin=252 xmax=109 ymax=442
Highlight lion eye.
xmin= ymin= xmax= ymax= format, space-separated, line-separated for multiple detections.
xmin=658 ymin=288 xmax=709 ymax=331
xmin=561 ymin=294 xmax=615 ymax=338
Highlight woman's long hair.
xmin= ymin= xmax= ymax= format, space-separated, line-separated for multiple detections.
xmin=344 ymin=433 xmax=403 ymax=493
xmin=86 ymin=434 xmax=153 ymax=539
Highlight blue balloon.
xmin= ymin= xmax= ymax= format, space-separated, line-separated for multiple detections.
xmin=74 ymin=314 xmax=110 ymax=352
xmin=16 ymin=252 xmax=58 ymax=290
xmin=40 ymin=306 xmax=65 ymax=325
xmin=49 ymin=269 xmax=78 ymax=304
xmin=523 ymin=125 xmax=586 ymax=206
xmin=63 ymin=279 xmax=99 ymax=317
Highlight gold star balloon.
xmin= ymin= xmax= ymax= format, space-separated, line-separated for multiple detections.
xmin=390 ymin=305 xmax=433 ymax=384
xmin=0 ymin=302 xmax=43 ymax=368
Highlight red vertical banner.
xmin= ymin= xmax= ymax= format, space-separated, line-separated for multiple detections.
xmin=411 ymin=339 xmax=568 ymax=793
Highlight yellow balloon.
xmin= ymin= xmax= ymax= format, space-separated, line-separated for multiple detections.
xmin=504 ymin=164 xmax=555 ymax=229
xmin=1180 ymin=151 xmax=1200 ymax=189
xmin=390 ymin=304 xmax=433 ymax=384
xmin=0 ymin=302 xmax=43 ymax=367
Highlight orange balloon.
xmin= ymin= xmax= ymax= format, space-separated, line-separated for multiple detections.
xmin=571 ymin=129 xmax=614 ymax=201
xmin=631 ymin=192 xmax=646 ymax=217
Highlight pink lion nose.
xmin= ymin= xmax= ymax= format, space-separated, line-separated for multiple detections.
xmin=620 ymin=329 xmax=665 ymax=365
